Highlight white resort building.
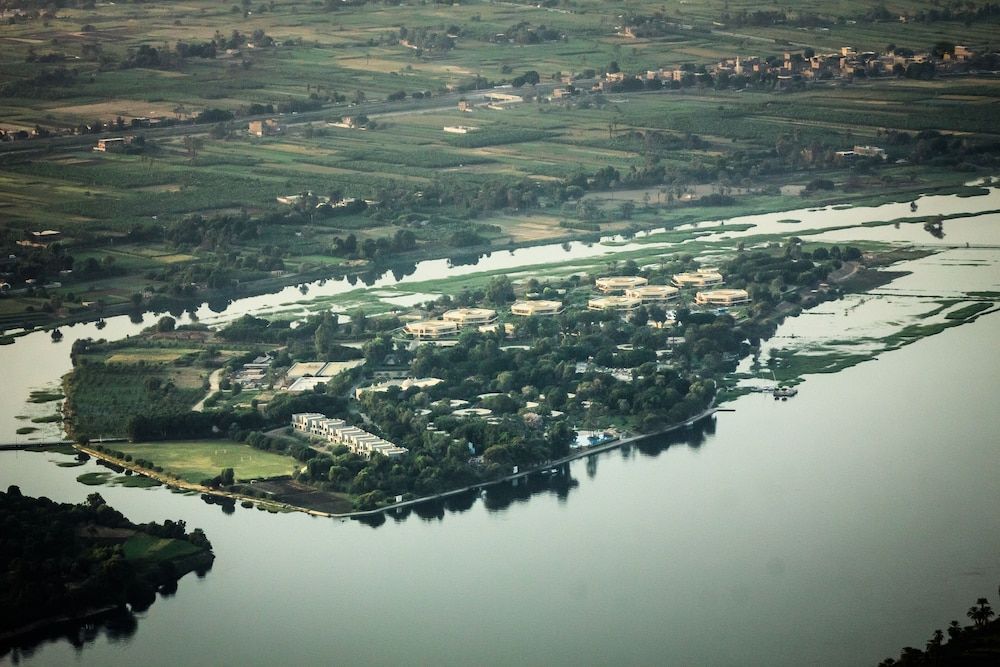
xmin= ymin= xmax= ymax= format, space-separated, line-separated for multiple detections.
xmin=588 ymin=295 xmax=643 ymax=313
xmin=595 ymin=276 xmax=648 ymax=293
xmin=292 ymin=413 xmax=408 ymax=458
xmin=442 ymin=307 xmax=497 ymax=326
xmin=404 ymin=319 xmax=459 ymax=339
xmin=510 ymin=300 xmax=564 ymax=317
xmin=672 ymin=270 xmax=724 ymax=288
xmin=624 ymin=285 xmax=680 ymax=303
xmin=694 ymin=289 xmax=750 ymax=306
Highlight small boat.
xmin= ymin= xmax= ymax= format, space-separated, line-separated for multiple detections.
xmin=773 ymin=386 xmax=798 ymax=398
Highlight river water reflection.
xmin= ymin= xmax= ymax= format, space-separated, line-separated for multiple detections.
xmin=2 ymin=308 xmax=998 ymax=666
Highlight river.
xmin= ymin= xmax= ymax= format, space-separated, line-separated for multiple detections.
xmin=1 ymin=189 xmax=999 ymax=665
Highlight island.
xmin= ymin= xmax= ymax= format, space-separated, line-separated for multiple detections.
xmin=60 ymin=243 xmax=908 ymax=514
xmin=0 ymin=486 xmax=214 ymax=647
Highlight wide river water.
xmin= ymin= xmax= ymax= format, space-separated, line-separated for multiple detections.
xmin=1 ymin=188 xmax=999 ymax=665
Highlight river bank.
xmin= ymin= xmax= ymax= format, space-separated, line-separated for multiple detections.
xmin=1 ymin=178 xmax=986 ymax=339
xmin=73 ymin=404 xmax=720 ymax=519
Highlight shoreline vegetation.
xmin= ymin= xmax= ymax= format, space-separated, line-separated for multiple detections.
xmin=72 ymin=404 xmax=719 ymax=520
xmin=0 ymin=177 xmax=988 ymax=340
xmin=879 ymin=594 xmax=999 ymax=666
xmin=0 ymin=486 xmax=214 ymax=651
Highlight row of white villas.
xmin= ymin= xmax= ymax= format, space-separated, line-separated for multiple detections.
xmin=292 ymin=413 xmax=408 ymax=458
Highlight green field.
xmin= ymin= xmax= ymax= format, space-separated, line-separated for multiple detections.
xmin=0 ymin=0 xmax=997 ymax=334
xmin=121 ymin=533 xmax=204 ymax=563
xmin=115 ymin=440 xmax=299 ymax=483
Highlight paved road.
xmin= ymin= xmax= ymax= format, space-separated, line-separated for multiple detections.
xmin=0 ymin=85 xmax=561 ymax=159
xmin=191 ymin=367 xmax=225 ymax=413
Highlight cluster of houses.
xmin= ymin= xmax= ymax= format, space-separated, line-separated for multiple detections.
xmin=400 ymin=270 xmax=748 ymax=341
xmin=456 ymin=92 xmax=524 ymax=113
xmin=93 ymin=136 xmax=136 ymax=153
xmin=292 ymin=412 xmax=408 ymax=458
xmin=589 ymin=44 xmax=983 ymax=92
xmin=248 ymin=119 xmax=282 ymax=137
xmin=16 ymin=229 xmax=62 ymax=249
xmin=230 ymin=354 xmax=273 ymax=390
xmin=585 ymin=270 xmax=749 ymax=313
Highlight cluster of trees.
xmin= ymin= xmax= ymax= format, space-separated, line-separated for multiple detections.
xmin=719 ymin=9 xmax=830 ymax=28
xmin=396 ymin=25 xmax=454 ymax=52
xmin=879 ymin=595 xmax=997 ymax=666
xmin=0 ymin=486 xmax=212 ymax=634
xmin=492 ymin=22 xmax=562 ymax=45
xmin=166 ymin=213 xmax=260 ymax=251
xmin=903 ymin=3 xmax=1000 ymax=24
xmin=330 ymin=229 xmax=417 ymax=261
xmin=621 ymin=12 xmax=699 ymax=38
xmin=0 ymin=65 xmax=78 ymax=97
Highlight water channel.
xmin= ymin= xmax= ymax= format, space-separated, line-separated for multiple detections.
xmin=2 ymin=188 xmax=999 ymax=665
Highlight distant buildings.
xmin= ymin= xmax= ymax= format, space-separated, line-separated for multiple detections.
xmin=595 ymin=276 xmax=648 ymax=293
xmin=93 ymin=136 xmax=134 ymax=152
xmin=442 ymin=307 xmax=497 ymax=326
xmin=17 ymin=230 xmax=61 ymax=249
xmin=672 ymin=270 xmax=724 ymax=288
xmin=510 ymin=300 xmax=564 ymax=316
xmin=404 ymin=319 xmax=459 ymax=339
xmin=695 ymin=289 xmax=750 ymax=306
xmin=292 ymin=413 xmax=407 ymax=458
xmin=443 ymin=125 xmax=479 ymax=134
xmin=355 ymin=377 xmax=443 ymax=399
xmin=588 ymin=295 xmax=642 ymax=312
xmin=625 ymin=285 xmax=679 ymax=303
xmin=852 ymin=145 xmax=887 ymax=159
xmin=248 ymin=119 xmax=281 ymax=137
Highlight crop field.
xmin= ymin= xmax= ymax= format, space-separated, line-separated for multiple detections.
xmin=114 ymin=440 xmax=299 ymax=484
xmin=0 ymin=0 xmax=997 ymax=334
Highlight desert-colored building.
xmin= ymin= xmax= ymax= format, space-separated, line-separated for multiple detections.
xmin=510 ymin=300 xmax=564 ymax=316
xmin=624 ymin=285 xmax=679 ymax=303
xmin=672 ymin=270 xmax=724 ymax=288
xmin=695 ymin=289 xmax=750 ymax=306
xmin=595 ymin=276 xmax=648 ymax=293
xmin=588 ymin=295 xmax=642 ymax=312
xmin=442 ymin=307 xmax=497 ymax=326
xmin=404 ymin=320 xmax=459 ymax=339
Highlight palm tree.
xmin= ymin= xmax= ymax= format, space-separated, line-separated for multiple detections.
xmin=967 ymin=597 xmax=995 ymax=628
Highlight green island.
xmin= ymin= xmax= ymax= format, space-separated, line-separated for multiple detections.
xmin=63 ymin=240 xmax=948 ymax=513
xmin=0 ymin=0 xmax=998 ymax=337
xmin=0 ymin=484 xmax=214 ymax=646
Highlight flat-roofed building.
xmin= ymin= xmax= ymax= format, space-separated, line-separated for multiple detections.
xmin=404 ymin=319 xmax=459 ymax=339
xmin=695 ymin=289 xmax=750 ymax=306
xmin=291 ymin=413 xmax=408 ymax=458
xmin=595 ymin=276 xmax=648 ymax=293
xmin=672 ymin=270 xmax=724 ymax=288
xmin=442 ymin=307 xmax=497 ymax=326
xmin=510 ymin=300 xmax=564 ymax=317
xmin=588 ymin=295 xmax=642 ymax=312
xmin=94 ymin=137 xmax=135 ymax=152
xmin=625 ymin=285 xmax=679 ymax=303
xmin=292 ymin=413 xmax=326 ymax=433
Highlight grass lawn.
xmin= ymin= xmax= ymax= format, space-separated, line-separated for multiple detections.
xmin=116 ymin=440 xmax=299 ymax=483
xmin=122 ymin=533 xmax=203 ymax=563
